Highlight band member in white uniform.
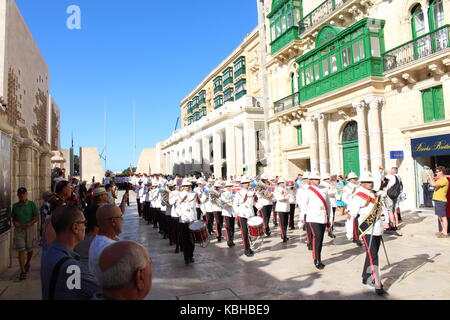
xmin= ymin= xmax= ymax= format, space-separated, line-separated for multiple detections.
xmin=221 ymin=181 xmax=237 ymax=248
xmin=343 ymin=172 xmax=362 ymax=246
xmin=235 ymin=178 xmax=257 ymax=257
xmin=321 ymin=173 xmax=337 ymax=238
xmin=300 ymin=171 xmax=332 ymax=270
xmin=177 ymin=180 xmax=199 ymax=265
xmin=211 ymin=181 xmax=224 ymax=242
xmin=143 ymin=182 xmax=151 ymax=224
xmin=255 ymin=175 xmax=274 ymax=237
xmin=169 ymin=182 xmax=182 ymax=253
xmin=194 ymin=178 xmax=206 ymax=220
xmin=204 ymin=180 xmax=215 ymax=235
xmin=297 ymin=171 xmax=312 ymax=250
xmin=348 ymin=171 xmax=387 ymax=295
xmin=274 ymin=179 xmax=291 ymax=243
xmin=134 ymin=180 xmax=144 ymax=217
xmin=287 ymin=182 xmax=297 ymax=230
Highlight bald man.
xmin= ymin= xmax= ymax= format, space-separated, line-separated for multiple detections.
xmin=88 ymin=205 xmax=124 ymax=276
xmin=93 ymin=241 xmax=152 ymax=300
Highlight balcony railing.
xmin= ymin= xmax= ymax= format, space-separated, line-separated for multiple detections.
xmin=274 ymin=93 xmax=300 ymax=114
xmin=298 ymin=0 xmax=350 ymax=35
xmin=384 ymin=25 xmax=450 ymax=72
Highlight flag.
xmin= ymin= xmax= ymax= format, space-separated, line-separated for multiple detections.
xmin=176 ymin=179 xmax=183 ymax=187
xmin=232 ymin=188 xmax=241 ymax=194
xmin=286 ymin=181 xmax=295 ymax=187
xmin=267 ymin=186 xmax=275 ymax=192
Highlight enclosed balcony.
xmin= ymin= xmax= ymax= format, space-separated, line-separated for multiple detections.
xmin=298 ymin=0 xmax=372 ymax=45
xmin=383 ymin=25 xmax=450 ymax=84
xmin=273 ymin=93 xmax=300 ymax=114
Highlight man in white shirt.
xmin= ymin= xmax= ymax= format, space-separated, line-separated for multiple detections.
xmin=297 ymin=171 xmax=312 ymax=250
xmin=89 ymin=205 xmax=124 ymax=277
xmin=177 ymin=180 xmax=198 ymax=265
xmin=134 ymin=181 xmax=144 ymax=217
xmin=300 ymin=171 xmax=332 ymax=270
xmin=221 ymin=181 xmax=237 ymax=248
xmin=342 ymin=172 xmax=361 ymax=246
xmin=255 ymin=175 xmax=274 ymax=237
xmin=347 ymin=171 xmax=387 ymax=295
xmin=235 ymin=178 xmax=257 ymax=257
xmin=274 ymin=179 xmax=291 ymax=243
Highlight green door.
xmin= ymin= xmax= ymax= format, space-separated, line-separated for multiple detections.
xmin=343 ymin=141 xmax=360 ymax=177
xmin=342 ymin=121 xmax=360 ymax=176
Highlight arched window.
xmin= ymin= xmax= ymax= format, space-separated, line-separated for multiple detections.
xmin=429 ymin=0 xmax=444 ymax=31
xmin=291 ymin=73 xmax=296 ymax=94
xmin=342 ymin=121 xmax=358 ymax=142
xmin=411 ymin=4 xmax=426 ymax=39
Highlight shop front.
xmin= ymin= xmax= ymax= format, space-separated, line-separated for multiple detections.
xmin=411 ymin=133 xmax=450 ymax=208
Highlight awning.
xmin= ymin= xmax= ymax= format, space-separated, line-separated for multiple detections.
xmin=411 ymin=133 xmax=450 ymax=157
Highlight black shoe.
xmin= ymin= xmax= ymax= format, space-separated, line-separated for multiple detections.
xmin=190 ymin=257 xmax=195 ymax=263
xmin=362 ymin=278 xmax=367 ymax=285
xmin=328 ymin=231 xmax=336 ymax=239
xmin=231 ymin=242 xmax=236 ymax=247
xmin=266 ymin=232 xmax=271 ymax=237
xmin=175 ymin=248 xmax=179 ymax=254
xmin=307 ymin=244 xmax=312 ymax=251
xmin=273 ymin=223 xmax=278 ymax=226
xmin=283 ymin=237 xmax=289 ymax=243
xmin=244 ymin=251 xmax=254 ymax=257
xmin=290 ymin=227 xmax=295 ymax=230
xmin=314 ymin=260 xmax=324 ymax=270
xmin=375 ymin=287 xmax=387 ymax=295
xmin=185 ymin=259 xmax=190 ymax=265
xmin=227 ymin=242 xmax=233 ymax=248
xmin=353 ymin=240 xmax=363 ymax=247
xmin=217 ymin=238 xmax=222 ymax=243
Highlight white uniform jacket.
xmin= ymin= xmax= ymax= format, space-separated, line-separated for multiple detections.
xmin=348 ymin=187 xmax=386 ymax=236
xmin=296 ymin=184 xmax=309 ymax=208
xmin=235 ymin=189 xmax=256 ymax=219
xmin=210 ymin=189 xmax=224 ymax=212
xmin=143 ymin=186 xmax=151 ymax=202
xmin=322 ymin=181 xmax=337 ymax=208
xmin=300 ymin=185 xmax=332 ymax=224
xmin=220 ymin=190 xmax=236 ymax=217
xmin=255 ymin=190 xmax=273 ymax=208
xmin=274 ymin=186 xmax=290 ymax=212
xmin=169 ymin=191 xmax=181 ymax=218
xmin=135 ymin=185 xmax=143 ymax=200
xmin=342 ymin=182 xmax=358 ymax=205
xmin=288 ymin=189 xmax=296 ymax=205
xmin=149 ymin=188 xmax=158 ymax=208
xmin=177 ymin=191 xmax=198 ymax=223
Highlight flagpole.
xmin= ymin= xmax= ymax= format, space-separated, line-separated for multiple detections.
xmin=104 ymin=96 xmax=107 ymax=171
xmin=133 ymin=98 xmax=136 ymax=169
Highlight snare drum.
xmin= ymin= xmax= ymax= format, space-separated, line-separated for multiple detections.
xmin=189 ymin=220 xmax=209 ymax=247
xmin=247 ymin=216 xmax=264 ymax=238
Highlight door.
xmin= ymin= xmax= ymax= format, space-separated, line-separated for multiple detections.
xmin=342 ymin=121 xmax=360 ymax=176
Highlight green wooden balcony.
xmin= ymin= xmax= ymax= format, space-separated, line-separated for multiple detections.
xmin=234 ymin=67 xmax=246 ymax=78
xmin=214 ymin=85 xmax=223 ymax=94
xmin=274 ymin=93 xmax=300 ymax=114
xmin=223 ymin=77 xmax=233 ymax=87
xmin=298 ymin=0 xmax=350 ymax=35
xmin=384 ymin=25 xmax=450 ymax=72
xmin=271 ymin=27 xmax=300 ymax=55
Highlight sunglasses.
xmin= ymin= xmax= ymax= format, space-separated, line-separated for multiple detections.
xmin=74 ymin=220 xmax=88 ymax=226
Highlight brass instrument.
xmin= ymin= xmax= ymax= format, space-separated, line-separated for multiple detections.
xmin=254 ymin=181 xmax=274 ymax=201
xmin=160 ymin=185 xmax=171 ymax=206
xmin=209 ymin=188 xmax=225 ymax=208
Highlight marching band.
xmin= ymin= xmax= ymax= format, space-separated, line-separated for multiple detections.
xmin=124 ymin=170 xmax=393 ymax=296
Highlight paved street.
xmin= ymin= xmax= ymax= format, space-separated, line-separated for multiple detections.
xmin=1 ymin=191 xmax=449 ymax=300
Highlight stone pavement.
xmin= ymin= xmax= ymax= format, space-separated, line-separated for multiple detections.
xmin=1 ymin=191 xmax=449 ymax=300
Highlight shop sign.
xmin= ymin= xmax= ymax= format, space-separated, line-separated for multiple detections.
xmin=411 ymin=134 xmax=450 ymax=158
xmin=390 ymin=151 xmax=404 ymax=159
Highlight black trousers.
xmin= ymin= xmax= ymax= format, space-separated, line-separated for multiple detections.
xmin=213 ymin=212 xmax=224 ymax=240
xmin=160 ymin=212 xmax=169 ymax=237
xmin=277 ymin=212 xmax=290 ymax=239
xmin=261 ymin=205 xmax=273 ymax=235
xmin=423 ymin=183 xmax=433 ymax=207
xmin=224 ymin=216 xmax=235 ymax=245
xmin=238 ymin=216 xmax=251 ymax=253
xmin=205 ymin=212 xmax=215 ymax=235
xmin=308 ymin=222 xmax=326 ymax=262
xmin=180 ymin=222 xmax=195 ymax=261
xmin=153 ymin=208 xmax=160 ymax=228
xmin=170 ymin=217 xmax=182 ymax=249
xmin=304 ymin=218 xmax=312 ymax=246
xmin=353 ymin=215 xmax=360 ymax=241
xmin=288 ymin=204 xmax=296 ymax=228
xmin=137 ymin=199 xmax=142 ymax=216
xmin=362 ymin=234 xmax=382 ymax=288
xmin=158 ymin=209 xmax=164 ymax=233
xmin=143 ymin=202 xmax=150 ymax=221
xmin=196 ymin=208 xmax=202 ymax=221
xmin=272 ymin=203 xmax=278 ymax=224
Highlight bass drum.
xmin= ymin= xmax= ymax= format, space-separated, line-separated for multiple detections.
xmin=247 ymin=216 xmax=264 ymax=238
xmin=189 ymin=220 xmax=210 ymax=248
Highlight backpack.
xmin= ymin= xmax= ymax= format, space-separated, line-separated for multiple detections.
xmin=387 ymin=175 xmax=403 ymax=200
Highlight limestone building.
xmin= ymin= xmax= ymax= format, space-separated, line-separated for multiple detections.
xmin=263 ymin=0 xmax=450 ymax=210
xmin=0 ymin=0 xmax=61 ymax=273
xmin=158 ymin=28 xmax=268 ymax=178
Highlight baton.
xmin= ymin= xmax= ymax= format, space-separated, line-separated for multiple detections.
xmin=380 ymin=236 xmax=391 ymax=266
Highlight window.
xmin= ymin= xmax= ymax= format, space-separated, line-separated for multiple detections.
xmin=411 ymin=4 xmax=427 ymax=39
xmin=370 ymin=37 xmax=380 ymax=57
xmin=296 ymin=126 xmax=303 ymax=146
xmin=235 ymin=79 xmax=247 ymax=100
xmin=314 ymin=64 xmax=320 ymax=80
xmin=224 ymin=88 xmax=234 ymax=102
xmin=422 ymin=86 xmax=445 ymax=122
xmin=322 ymin=59 xmax=329 ymax=76
xmin=214 ymin=95 xmax=223 ymax=109
xmin=305 ymin=66 xmax=313 ymax=85
xmin=234 ymin=57 xmax=246 ymax=78
xmin=330 ymin=54 xmax=338 ymax=72
xmin=269 ymin=0 xmax=303 ymax=45
xmin=353 ymin=38 xmax=365 ymax=62
xmin=223 ymin=68 xmax=233 ymax=87
xmin=429 ymin=0 xmax=444 ymax=31
xmin=214 ymin=76 xmax=223 ymax=94
xmin=341 ymin=46 xmax=352 ymax=67
xmin=199 ymin=90 xmax=206 ymax=105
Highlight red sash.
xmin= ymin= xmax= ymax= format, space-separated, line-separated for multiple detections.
xmin=356 ymin=192 xmax=375 ymax=204
xmin=309 ymin=186 xmax=330 ymax=230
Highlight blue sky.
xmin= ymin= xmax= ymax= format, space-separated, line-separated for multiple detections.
xmin=15 ymin=0 xmax=258 ymax=172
